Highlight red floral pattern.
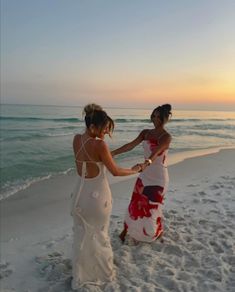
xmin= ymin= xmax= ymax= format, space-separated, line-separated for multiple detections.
xmin=123 ymin=138 xmax=169 ymax=242
xmin=125 ymin=178 xmax=164 ymax=240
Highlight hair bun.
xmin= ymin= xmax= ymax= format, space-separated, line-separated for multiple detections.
xmin=83 ymin=103 xmax=103 ymax=116
xmin=162 ymin=104 xmax=172 ymax=113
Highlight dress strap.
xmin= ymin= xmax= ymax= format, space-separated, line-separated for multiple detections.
xmin=75 ymin=136 xmax=93 ymax=162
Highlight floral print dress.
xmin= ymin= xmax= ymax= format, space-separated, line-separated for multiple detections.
xmin=124 ymin=139 xmax=169 ymax=242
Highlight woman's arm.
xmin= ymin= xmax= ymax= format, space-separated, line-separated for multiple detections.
xmin=111 ymin=129 xmax=148 ymax=156
xmin=98 ymin=140 xmax=143 ymax=176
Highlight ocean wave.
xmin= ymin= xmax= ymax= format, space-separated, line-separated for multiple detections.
xmin=191 ymin=124 xmax=235 ymax=130
xmin=171 ymin=130 xmax=235 ymax=140
xmin=114 ymin=118 xmax=232 ymax=123
xmin=1 ymin=125 xmax=80 ymax=131
xmin=115 ymin=118 xmax=151 ymax=123
xmin=111 ymin=117 xmax=234 ymax=124
xmin=1 ymin=116 xmax=235 ymax=125
xmin=114 ymin=129 xmax=144 ymax=133
xmin=0 ymin=116 xmax=83 ymax=122
xmin=171 ymin=118 xmax=235 ymax=123
xmin=46 ymin=132 xmax=74 ymax=137
xmin=0 ymin=132 xmax=75 ymax=141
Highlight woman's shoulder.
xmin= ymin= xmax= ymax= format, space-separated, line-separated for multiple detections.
xmin=73 ymin=134 xmax=82 ymax=145
xmin=91 ymin=140 xmax=109 ymax=158
xmin=139 ymin=129 xmax=151 ymax=139
xmin=95 ymin=139 xmax=108 ymax=149
xmin=164 ymin=130 xmax=172 ymax=139
xmin=161 ymin=130 xmax=172 ymax=143
xmin=73 ymin=133 xmax=81 ymax=140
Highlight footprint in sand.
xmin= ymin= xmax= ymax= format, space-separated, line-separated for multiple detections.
xmin=0 ymin=261 xmax=13 ymax=279
xmin=176 ymin=271 xmax=192 ymax=281
xmin=209 ymin=209 xmax=220 ymax=214
xmin=222 ymin=255 xmax=235 ymax=266
xmin=226 ymin=211 xmax=235 ymax=219
xmin=206 ymin=269 xmax=222 ymax=282
xmin=209 ymin=240 xmax=224 ymax=254
xmin=201 ymin=255 xmax=221 ymax=269
xmin=183 ymin=254 xmax=200 ymax=269
xmin=227 ymin=183 xmax=235 ymax=190
xmin=202 ymin=198 xmax=217 ymax=203
xmin=189 ymin=242 xmax=204 ymax=251
xmin=168 ymin=209 xmax=178 ymax=214
xmin=111 ymin=215 xmax=119 ymax=219
xmin=163 ymin=244 xmax=183 ymax=257
xmin=188 ymin=208 xmax=196 ymax=213
xmin=173 ymin=198 xmax=183 ymax=204
xmin=210 ymin=184 xmax=221 ymax=190
xmin=220 ymin=175 xmax=228 ymax=179
xmin=192 ymin=198 xmax=200 ymax=203
xmin=182 ymin=235 xmax=192 ymax=243
xmin=36 ymin=252 xmax=72 ymax=283
xmin=156 ymin=275 xmax=180 ymax=291
xmin=187 ymin=183 xmax=199 ymax=187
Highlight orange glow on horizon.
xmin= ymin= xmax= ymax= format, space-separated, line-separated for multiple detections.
xmin=73 ymin=75 xmax=235 ymax=106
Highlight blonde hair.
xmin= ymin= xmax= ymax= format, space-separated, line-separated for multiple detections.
xmin=82 ymin=103 xmax=114 ymax=136
xmin=83 ymin=103 xmax=103 ymax=117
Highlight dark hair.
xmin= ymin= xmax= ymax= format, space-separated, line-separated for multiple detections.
xmin=151 ymin=104 xmax=172 ymax=124
xmin=83 ymin=103 xmax=114 ymax=134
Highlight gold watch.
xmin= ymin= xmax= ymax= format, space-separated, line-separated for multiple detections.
xmin=145 ymin=158 xmax=152 ymax=166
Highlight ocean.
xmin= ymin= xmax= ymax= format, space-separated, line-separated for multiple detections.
xmin=1 ymin=104 xmax=235 ymax=200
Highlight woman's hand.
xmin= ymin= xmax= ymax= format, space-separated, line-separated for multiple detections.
xmin=140 ymin=162 xmax=148 ymax=172
xmin=131 ymin=164 xmax=142 ymax=173
xmin=132 ymin=162 xmax=147 ymax=173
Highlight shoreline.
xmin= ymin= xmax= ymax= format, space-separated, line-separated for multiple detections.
xmin=1 ymin=145 xmax=235 ymax=201
xmin=1 ymin=148 xmax=235 ymax=291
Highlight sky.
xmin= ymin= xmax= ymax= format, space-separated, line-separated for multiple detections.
xmin=1 ymin=0 xmax=235 ymax=110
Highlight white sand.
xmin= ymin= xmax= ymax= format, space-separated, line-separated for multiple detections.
xmin=1 ymin=149 xmax=235 ymax=292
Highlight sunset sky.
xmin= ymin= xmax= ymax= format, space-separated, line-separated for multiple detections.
xmin=1 ymin=0 xmax=235 ymax=110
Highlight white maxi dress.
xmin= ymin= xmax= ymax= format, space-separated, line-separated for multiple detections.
xmin=70 ymin=138 xmax=114 ymax=289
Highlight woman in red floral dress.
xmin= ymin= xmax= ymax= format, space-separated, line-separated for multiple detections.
xmin=112 ymin=104 xmax=172 ymax=242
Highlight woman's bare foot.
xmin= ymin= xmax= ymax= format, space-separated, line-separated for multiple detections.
xmin=157 ymin=231 xmax=164 ymax=243
xmin=119 ymin=229 xmax=127 ymax=243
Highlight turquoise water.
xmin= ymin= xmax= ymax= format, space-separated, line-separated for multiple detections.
xmin=1 ymin=104 xmax=235 ymax=199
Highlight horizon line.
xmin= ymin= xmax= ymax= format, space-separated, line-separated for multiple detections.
xmin=1 ymin=103 xmax=235 ymax=112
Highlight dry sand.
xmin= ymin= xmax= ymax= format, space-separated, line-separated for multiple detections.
xmin=1 ymin=149 xmax=235 ymax=291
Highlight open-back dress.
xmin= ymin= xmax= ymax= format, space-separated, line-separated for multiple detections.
xmin=70 ymin=137 xmax=115 ymax=289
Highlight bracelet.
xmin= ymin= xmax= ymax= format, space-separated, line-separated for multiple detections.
xmin=145 ymin=158 xmax=152 ymax=166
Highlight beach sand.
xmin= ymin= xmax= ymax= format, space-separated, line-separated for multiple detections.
xmin=1 ymin=149 xmax=235 ymax=292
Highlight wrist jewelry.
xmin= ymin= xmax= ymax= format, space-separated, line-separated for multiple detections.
xmin=145 ymin=158 xmax=152 ymax=166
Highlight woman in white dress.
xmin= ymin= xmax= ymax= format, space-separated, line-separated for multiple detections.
xmin=112 ymin=104 xmax=172 ymax=243
xmin=71 ymin=104 xmax=145 ymax=289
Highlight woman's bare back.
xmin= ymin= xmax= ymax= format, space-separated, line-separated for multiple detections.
xmin=73 ymin=134 xmax=102 ymax=178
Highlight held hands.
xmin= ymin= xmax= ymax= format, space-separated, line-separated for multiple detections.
xmin=131 ymin=164 xmax=142 ymax=173
xmin=132 ymin=158 xmax=152 ymax=173
xmin=132 ymin=162 xmax=147 ymax=173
